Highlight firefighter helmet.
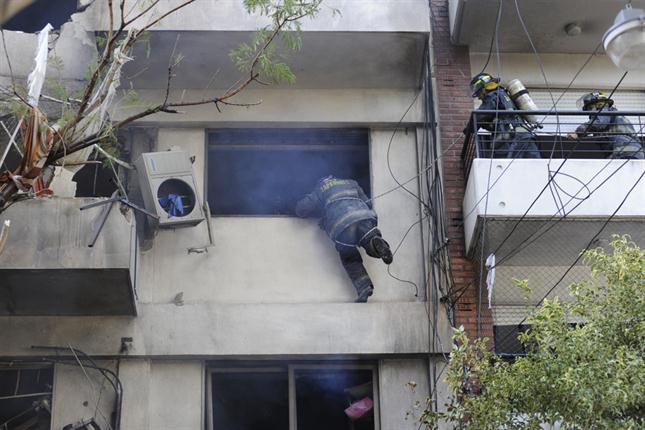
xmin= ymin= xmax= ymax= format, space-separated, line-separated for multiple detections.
xmin=470 ymin=73 xmax=500 ymax=97
xmin=576 ymin=91 xmax=614 ymax=111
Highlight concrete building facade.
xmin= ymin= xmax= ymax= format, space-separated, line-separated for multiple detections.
xmin=1 ymin=0 xmax=644 ymax=428
xmin=0 ymin=1 xmax=452 ymax=429
xmin=445 ymin=0 xmax=645 ymax=350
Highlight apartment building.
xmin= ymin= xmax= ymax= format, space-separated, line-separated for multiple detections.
xmin=0 ymin=1 xmax=453 ymax=429
xmin=2 ymin=1 xmax=643 ymax=428
xmin=441 ymin=0 xmax=645 ymax=353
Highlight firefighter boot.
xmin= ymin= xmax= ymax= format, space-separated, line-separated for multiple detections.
xmin=371 ymin=237 xmax=393 ymax=265
xmin=355 ymin=285 xmax=374 ymax=303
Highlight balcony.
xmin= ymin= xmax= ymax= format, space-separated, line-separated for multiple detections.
xmin=460 ymin=110 xmax=645 ymax=353
xmin=74 ymin=0 xmax=430 ymax=91
xmin=0 ymin=197 xmax=138 ymax=316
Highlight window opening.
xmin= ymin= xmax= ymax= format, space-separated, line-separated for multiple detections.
xmin=207 ymin=364 xmax=378 ymax=430
xmin=0 ymin=366 xmax=53 ymax=430
xmin=210 ymin=369 xmax=289 ymax=430
xmin=294 ymin=368 xmax=375 ymax=430
xmin=206 ymin=129 xmax=370 ymax=216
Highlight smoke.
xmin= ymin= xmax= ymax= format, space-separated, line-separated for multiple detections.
xmin=207 ymin=129 xmax=370 ymax=216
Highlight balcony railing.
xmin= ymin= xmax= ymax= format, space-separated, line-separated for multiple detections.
xmin=461 ymin=110 xmax=645 ymax=180
xmin=460 ymin=109 xmax=645 ymax=356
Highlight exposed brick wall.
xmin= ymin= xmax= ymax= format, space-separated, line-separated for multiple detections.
xmin=430 ymin=0 xmax=493 ymax=341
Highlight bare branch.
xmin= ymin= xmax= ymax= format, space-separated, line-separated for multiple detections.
xmin=107 ymin=0 xmax=114 ymax=41
xmin=114 ymin=8 xmax=302 ymax=128
xmin=123 ymin=0 xmax=160 ymax=27
xmin=163 ymin=34 xmax=182 ymax=106
xmin=130 ymin=0 xmax=197 ymax=39
xmin=119 ymin=0 xmax=126 ymax=26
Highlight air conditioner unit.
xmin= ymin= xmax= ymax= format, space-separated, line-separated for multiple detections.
xmin=135 ymin=151 xmax=205 ymax=228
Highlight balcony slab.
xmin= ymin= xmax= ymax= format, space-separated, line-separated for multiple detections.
xmin=463 ymin=159 xmax=645 ymax=255
xmin=0 ymin=197 xmax=138 ymax=316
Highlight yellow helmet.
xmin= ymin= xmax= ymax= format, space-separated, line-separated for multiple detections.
xmin=470 ymin=73 xmax=500 ymax=97
xmin=576 ymin=91 xmax=614 ymax=111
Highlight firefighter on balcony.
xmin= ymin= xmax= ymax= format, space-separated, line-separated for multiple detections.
xmin=568 ymin=92 xmax=644 ymax=159
xmin=295 ymin=176 xmax=393 ymax=303
xmin=469 ymin=73 xmax=540 ymax=158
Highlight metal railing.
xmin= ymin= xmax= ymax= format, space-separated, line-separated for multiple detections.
xmin=461 ymin=110 xmax=645 ymax=180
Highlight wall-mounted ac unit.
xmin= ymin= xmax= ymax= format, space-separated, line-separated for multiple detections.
xmin=135 ymin=151 xmax=204 ymax=228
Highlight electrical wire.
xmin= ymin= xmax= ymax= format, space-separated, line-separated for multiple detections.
xmin=457 ymin=37 xmax=606 ymax=230
xmin=490 ymin=118 xmax=644 ymax=270
xmin=68 ymin=346 xmax=114 ymax=430
xmin=534 ymin=41 xmax=603 ymax=126
xmin=490 ymin=168 xmax=645 ymax=353
xmin=30 ymin=345 xmax=123 ymax=430
xmin=487 ymin=71 xmax=630 ymax=261
xmin=366 ymin=132 xmax=464 ymax=206
xmin=479 ymin=0 xmax=503 ymax=74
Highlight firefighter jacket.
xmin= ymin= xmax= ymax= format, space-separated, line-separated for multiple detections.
xmin=475 ymin=87 xmax=529 ymax=136
xmin=576 ymin=106 xmax=642 ymax=154
xmin=295 ymin=177 xmax=377 ymax=241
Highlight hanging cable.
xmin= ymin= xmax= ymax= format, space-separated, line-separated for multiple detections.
xmin=491 ymin=168 xmax=645 ymax=352
xmin=479 ymin=0 xmax=504 ymax=74
xmin=487 ymin=71 xmax=630 ymax=260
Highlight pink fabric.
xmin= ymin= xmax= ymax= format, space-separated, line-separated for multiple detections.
xmin=344 ymin=397 xmax=373 ymax=420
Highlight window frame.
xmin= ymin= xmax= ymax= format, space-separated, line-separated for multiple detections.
xmin=205 ymin=363 xmax=380 ymax=430
xmin=203 ymin=128 xmax=373 ymax=218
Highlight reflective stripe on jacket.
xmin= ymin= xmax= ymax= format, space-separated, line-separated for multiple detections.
xmin=295 ymin=177 xmax=376 ymax=241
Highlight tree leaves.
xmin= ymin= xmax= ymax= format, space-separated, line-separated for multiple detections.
xmin=230 ymin=0 xmax=322 ymax=85
xmin=425 ymin=236 xmax=645 ymax=429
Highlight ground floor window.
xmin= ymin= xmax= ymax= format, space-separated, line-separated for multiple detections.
xmin=207 ymin=363 xmax=378 ymax=430
xmin=0 ymin=366 xmax=53 ymax=430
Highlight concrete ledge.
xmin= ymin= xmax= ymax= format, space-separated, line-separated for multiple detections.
xmin=463 ymin=159 xmax=645 ymax=252
xmin=0 ymin=302 xmax=451 ymax=356
xmin=0 ymin=198 xmax=138 ymax=315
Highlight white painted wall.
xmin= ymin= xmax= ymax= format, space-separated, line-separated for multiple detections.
xmin=112 ymin=88 xmax=424 ymax=126
xmin=51 ymin=358 xmax=440 ymax=430
xmin=52 ymin=361 xmax=118 ymax=430
xmin=83 ymin=0 xmax=431 ymax=33
xmin=463 ymin=159 xmax=645 ymax=251
xmin=469 ymin=52 xmax=645 ymax=90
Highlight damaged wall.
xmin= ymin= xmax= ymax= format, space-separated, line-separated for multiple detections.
xmin=0 ymin=3 xmax=450 ymax=429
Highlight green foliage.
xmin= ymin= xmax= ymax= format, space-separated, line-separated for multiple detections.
xmin=424 ymin=236 xmax=645 ymax=430
xmin=9 ymin=97 xmax=30 ymax=119
xmin=230 ymin=0 xmax=324 ymax=84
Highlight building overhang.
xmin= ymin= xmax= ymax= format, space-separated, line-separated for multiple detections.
xmin=463 ymin=159 xmax=645 ymax=255
xmin=449 ymin=0 xmax=645 ymax=53
xmin=120 ymin=31 xmax=427 ymax=90
xmin=0 ymin=198 xmax=138 ymax=316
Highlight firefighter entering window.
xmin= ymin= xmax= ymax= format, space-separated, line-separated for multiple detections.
xmin=568 ymin=91 xmax=644 ymax=160
xmin=295 ymin=176 xmax=393 ymax=303
xmin=469 ymin=73 xmax=541 ymax=159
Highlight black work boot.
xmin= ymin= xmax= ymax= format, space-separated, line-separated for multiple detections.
xmin=355 ymin=285 xmax=374 ymax=303
xmin=371 ymin=237 xmax=393 ymax=265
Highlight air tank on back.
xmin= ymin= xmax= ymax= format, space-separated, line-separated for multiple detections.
xmin=506 ymin=79 xmax=540 ymax=125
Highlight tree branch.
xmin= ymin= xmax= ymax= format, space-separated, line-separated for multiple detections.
xmin=123 ymin=0 xmax=161 ymax=28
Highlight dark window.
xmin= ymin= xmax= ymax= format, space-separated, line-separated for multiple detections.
xmin=0 ymin=367 xmax=53 ymax=430
xmin=207 ymin=129 xmax=370 ymax=215
xmin=73 ymin=162 xmax=118 ymax=197
xmin=211 ymin=370 xmax=289 ymax=430
xmin=208 ymin=365 xmax=377 ymax=430
xmin=493 ymin=325 xmax=530 ymax=356
xmin=295 ymin=368 xmax=375 ymax=430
